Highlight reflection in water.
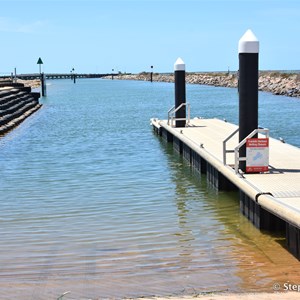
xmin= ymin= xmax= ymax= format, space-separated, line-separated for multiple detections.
xmin=174 ymin=179 xmax=195 ymax=280
xmin=163 ymin=139 xmax=300 ymax=293
xmin=0 ymin=79 xmax=299 ymax=299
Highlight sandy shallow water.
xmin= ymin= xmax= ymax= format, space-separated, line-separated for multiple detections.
xmin=132 ymin=292 xmax=300 ymax=300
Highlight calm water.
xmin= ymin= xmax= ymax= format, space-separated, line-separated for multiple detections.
xmin=0 ymin=79 xmax=299 ymax=299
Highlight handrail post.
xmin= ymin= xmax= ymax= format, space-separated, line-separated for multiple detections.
xmin=223 ymin=128 xmax=239 ymax=165
xmin=223 ymin=141 xmax=227 ymax=165
xmin=234 ymin=148 xmax=239 ymax=174
xmin=187 ymin=103 xmax=190 ymax=125
xmin=167 ymin=105 xmax=175 ymax=125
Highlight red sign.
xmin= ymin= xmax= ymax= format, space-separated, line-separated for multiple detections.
xmin=246 ymin=138 xmax=269 ymax=148
xmin=246 ymin=138 xmax=269 ymax=173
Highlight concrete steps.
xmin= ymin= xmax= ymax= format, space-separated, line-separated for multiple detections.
xmin=0 ymin=84 xmax=42 ymax=136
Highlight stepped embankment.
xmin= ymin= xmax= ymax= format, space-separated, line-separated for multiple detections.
xmin=0 ymin=81 xmax=42 ymax=136
xmin=110 ymin=72 xmax=300 ymax=98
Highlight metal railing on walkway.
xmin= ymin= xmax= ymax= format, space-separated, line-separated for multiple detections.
xmin=167 ymin=102 xmax=190 ymax=127
xmin=223 ymin=127 xmax=270 ymax=174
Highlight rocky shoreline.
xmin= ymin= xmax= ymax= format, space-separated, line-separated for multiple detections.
xmin=109 ymin=72 xmax=300 ymax=98
xmin=0 ymin=78 xmax=41 ymax=89
xmin=16 ymin=79 xmax=41 ymax=89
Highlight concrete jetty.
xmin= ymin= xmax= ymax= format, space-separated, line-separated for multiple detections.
xmin=151 ymin=30 xmax=300 ymax=260
xmin=151 ymin=117 xmax=300 ymax=259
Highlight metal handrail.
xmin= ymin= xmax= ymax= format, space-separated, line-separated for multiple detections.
xmin=223 ymin=128 xmax=239 ymax=165
xmin=223 ymin=127 xmax=270 ymax=174
xmin=167 ymin=102 xmax=190 ymax=127
xmin=167 ymin=106 xmax=175 ymax=125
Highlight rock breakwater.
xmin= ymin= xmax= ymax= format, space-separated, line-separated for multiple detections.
xmin=109 ymin=72 xmax=300 ymax=98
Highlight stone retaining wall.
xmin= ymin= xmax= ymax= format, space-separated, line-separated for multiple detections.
xmin=0 ymin=84 xmax=42 ymax=136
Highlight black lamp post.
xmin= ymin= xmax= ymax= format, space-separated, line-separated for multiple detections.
xmin=150 ymin=65 xmax=153 ymax=82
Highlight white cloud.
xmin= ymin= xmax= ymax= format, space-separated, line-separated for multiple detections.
xmin=0 ymin=17 xmax=46 ymax=33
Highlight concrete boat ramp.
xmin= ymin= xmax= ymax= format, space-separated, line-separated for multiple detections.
xmin=151 ymin=117 xmax=300 ymax=259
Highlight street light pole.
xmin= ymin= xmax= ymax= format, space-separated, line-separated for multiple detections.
xmin=72 ymin=68 xmax=76 ymax=83
xmin=150 ymin=65 xmax=153 ymax=82
xmin=37 ymin=57 xmax=46 ymax=96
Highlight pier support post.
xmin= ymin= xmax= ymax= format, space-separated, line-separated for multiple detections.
xmin=174 ymin=58 xmax=186 ymax=128
xmin=238 ymin=30 xmax=259 ymax=172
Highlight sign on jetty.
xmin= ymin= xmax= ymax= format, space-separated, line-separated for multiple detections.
xmin=150 ymin=30 xmax=300 ymax=260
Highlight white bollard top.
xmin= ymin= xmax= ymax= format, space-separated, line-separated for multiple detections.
xmin=238 ymin=29 xmax=259 ymax=53
xmin=174 ymin=57 xmax=186 ymax=71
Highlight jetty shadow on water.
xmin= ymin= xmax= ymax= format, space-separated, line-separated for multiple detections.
xmin=156 ymin=136 xmax=300 ymax=294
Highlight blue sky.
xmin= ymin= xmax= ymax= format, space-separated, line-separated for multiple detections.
xmin=1 ymin=0 xmax=299 ymax=74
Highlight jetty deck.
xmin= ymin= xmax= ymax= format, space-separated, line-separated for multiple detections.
xmin=151 ymin=117 xmax=300 ymax=258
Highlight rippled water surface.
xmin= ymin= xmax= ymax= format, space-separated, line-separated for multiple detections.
xmin=0 ymin=79 xmax=299 ymax=299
